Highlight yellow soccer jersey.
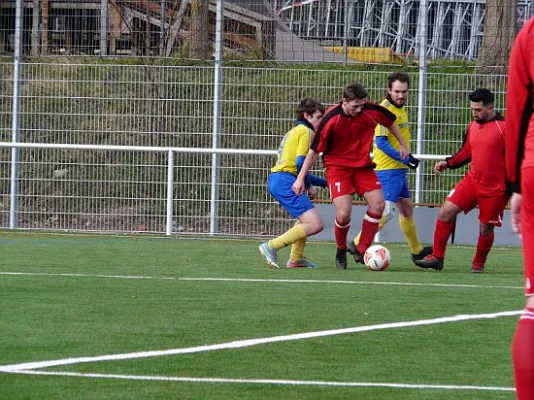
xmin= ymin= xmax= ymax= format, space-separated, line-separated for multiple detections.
xmin=373 ymin=98 xmax=411 ymax=171
xmin=271 ymin=123 xmax=314 ymax=174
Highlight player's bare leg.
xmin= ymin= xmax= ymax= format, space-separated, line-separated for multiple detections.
xmin=332 ymin=194 xmax=352 ymax=269
xmin=414 ymin=200 xmax=461 ymax=270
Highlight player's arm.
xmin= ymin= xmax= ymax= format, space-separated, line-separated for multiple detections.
xmin=505 ymin=22 xmax=533 ymax=194
xmin=444 ymin=128 xmax=472 ymax=170
xmin=293 ymin=117 xmax=330 ymax=195
xmin=295 ymin=130 xmax=327 ymax=189
xmin=433 ymin=129 xmax=472 ymax=175
xmin=293 ymin=149 xmax=319 ymax=195
xmin=370 ymin=104 xmax=409 ymax=159
xmin=384 ymin=122 xmax=409 ymax=160
xmin=375 ymin=125 xmax=405 ymax=162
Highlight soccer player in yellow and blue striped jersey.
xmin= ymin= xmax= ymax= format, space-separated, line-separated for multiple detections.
xmin=353 ymin=73 xmax=431 ymax=264
xmin=259 ymin=99 xmax=327 ymax=269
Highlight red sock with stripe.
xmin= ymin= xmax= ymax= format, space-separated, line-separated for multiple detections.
xmin=433 ymin=219 xmax=454 ymax=260
xmin=472 ymin=232 xmax=494 ymax=266
xmin=357 ymin=211 xmax=381 ymax=254
xmin=513 ymin=308 xmax=534 ymax=399
xmin=334 ymin=218 xmax=350 ymax=249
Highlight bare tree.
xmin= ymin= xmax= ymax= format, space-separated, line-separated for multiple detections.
xmin=166 ymin=0 xmax=189 ymax=57
xmin=476 ymin=0 xmax=517 ymax=73
xmin=189 ymin=0 xmax=210 ymax=60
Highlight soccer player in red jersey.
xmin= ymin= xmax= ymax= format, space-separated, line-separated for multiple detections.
xmin=415 ymin=89 xmax=508 ymax=272
xmin=504 ymin=16 xmax=534 ymax=400
xmin=292 ymin=82 xmax=409 ymax=269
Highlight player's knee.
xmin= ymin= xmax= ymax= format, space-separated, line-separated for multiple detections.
xmin=438 ymin=205 xmax=457 ymax=222
xmin=479 ymin=224 xmax=494 ymax=236
xmin=310 ymin=219 xmax=324 ymax=235
xmin=335 ymin=212 xmax=351 ymax=226
xmin=369 ymin=199 xmax=385 ymax=215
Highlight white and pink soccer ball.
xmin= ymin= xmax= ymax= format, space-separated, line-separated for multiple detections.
xmin=364 ymin=245 xmax=391 ymax=271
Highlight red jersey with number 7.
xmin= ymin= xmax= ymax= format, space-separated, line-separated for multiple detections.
xmin=311 ymin=102 xmax=396 ymax=168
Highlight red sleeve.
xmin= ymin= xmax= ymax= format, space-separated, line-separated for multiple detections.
xmin=311 ymin=118 xmax=331 ymax=153
xmin=311 ymin=105 xmax=341 ymax=153
xmin=446 ymin=126 xmax=472 ymax=169
xmin=505 ymin=18 xmax=534 ymax=192
xmin=363 ymin=103 xmax=396 ymax=126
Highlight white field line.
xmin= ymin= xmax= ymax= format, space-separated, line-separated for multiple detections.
xmin=6 ymin=370 xmax=516 ymax=392
xmin=0 ymin=272 xmax=524 ymax=290
xmin=0 ymin=310 xmax=521 ymax=373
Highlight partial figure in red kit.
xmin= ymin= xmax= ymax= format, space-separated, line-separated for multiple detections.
xmin=504 ymin=16 xmax=534 ymax=400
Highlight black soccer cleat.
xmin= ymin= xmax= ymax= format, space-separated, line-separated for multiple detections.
xmin=347 ymin=241 xmax=365 ymax=264
xmin=411 ymin=246 xmax=433 ymax=264
xmin=414 ymin=254 xmax=444 ymax=271
xmin=335 ymin=248 xmax=348 ymax=270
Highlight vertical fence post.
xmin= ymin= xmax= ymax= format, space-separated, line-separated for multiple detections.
xmin=210 ymin=0 xmax=224 ymax=235
xmin=160 ymin=0 xmax=167 ymax=57
xmin=343 ymin=0 xmax=351 ymax=64
xmin=10 ymin=0 xmax=24 ymax=229
xmin=415 ymin=0 xmax=428 ymax=204
xmin=100 ymin=0 xmax=108 ymax=56
xmin=166 ymin=150 xmax=175 ymax=236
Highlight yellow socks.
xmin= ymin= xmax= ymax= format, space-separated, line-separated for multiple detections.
xmin=290 ymin=237 xmax=307 ymax=262
xmin=268 ymin=223 xmax=307 ymax=251
xmin=399 ymin=215 xmax=423 ymax=254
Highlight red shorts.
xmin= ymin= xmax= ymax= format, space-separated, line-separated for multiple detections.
xmin=447 ymin=174 xmax=509 ymax=227
xmin=325 ymin=166 xmax=381 ymax=200
xmin=521 ymin=167 xmax=534 ymax=296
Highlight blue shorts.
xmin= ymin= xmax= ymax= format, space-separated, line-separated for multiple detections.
xmin=376 ymin=169 xmax=410 ymax=203
xmin=268 ymin=172 xmax=315 ymax=219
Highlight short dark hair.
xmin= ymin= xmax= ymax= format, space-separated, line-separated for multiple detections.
xmin=296 ymin=98 xmax=325 ymax=120
xmin=388 ymin=72 xmax=410 ymax=88
xmin=469 ymin=89 xmax=494 ymax=105
xmin=343 ymin=82 xmax=368 ymax=101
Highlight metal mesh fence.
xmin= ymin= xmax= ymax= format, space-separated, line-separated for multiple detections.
xmin=0 ymin=58 xmax=508 ymax=235
xmin=0 ymin=0 xmax=525 ymax=235
xmin=0 ymin=1 xmax=528 ymax=64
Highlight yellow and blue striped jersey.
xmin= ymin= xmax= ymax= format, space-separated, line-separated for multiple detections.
xmin=373 ymin=98 xmax=411 ymax=171
xmin=271 ymin=122 xmax=314 ymax=174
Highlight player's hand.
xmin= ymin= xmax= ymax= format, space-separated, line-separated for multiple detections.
xmin=511 ymin=193 xmax=522 ymax=238
xmin=292 ymin=178 xmax=306 ymax=196
xmin=405 ymin=154 xmax=420 ymax=170
xmin=399 ymin=144 xmax=409 ymax=160
xmin=307 ymin=187 xmax=318 ymax=200
xmin=433 ymin=161 xmax=448 ymax=175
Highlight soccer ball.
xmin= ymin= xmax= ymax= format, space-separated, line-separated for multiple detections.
xmin=364 ymin=245 xmax=391 ymax=271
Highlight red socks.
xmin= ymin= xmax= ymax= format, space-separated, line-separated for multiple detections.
xmin=334 ymin=218 xmax=350 ymax=249
xmin=357 ymin=211 xmax=382 ymax=254
xmin=513 ymin=308 xmax=534 ymax=399
xmin=433 ymin=219 xmax=454 ymax=259
xmin=473 ymin=232 xmax=494 ymax=266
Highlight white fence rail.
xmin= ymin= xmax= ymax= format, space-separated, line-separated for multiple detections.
xmin=0 ymin=142 xmax=448 ymax=236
